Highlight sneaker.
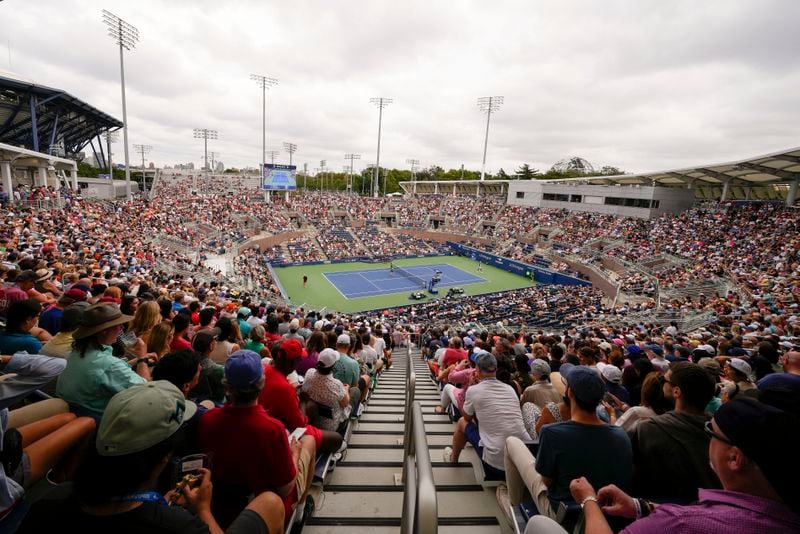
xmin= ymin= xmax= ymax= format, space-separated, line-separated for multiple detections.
xmin=495 ymin=484 xmax=515 ymax=527
xmin=442 ymin=446 xmax=454 ymax=463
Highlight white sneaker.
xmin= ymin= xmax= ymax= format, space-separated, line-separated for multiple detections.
xmin=442 ymin=446 xmax=454 ymax=463
xmin=495 ymin=484 xmax=515 ymax=527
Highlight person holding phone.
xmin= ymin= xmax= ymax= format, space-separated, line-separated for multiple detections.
xmin=18 ymin=381 xmax=285 ymax=533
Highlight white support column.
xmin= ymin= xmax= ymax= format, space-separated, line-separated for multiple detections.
xmin=434 ymin=182 xmax=439 ymax=194
xmin=744 ymin=186 xmax=752 ymax=200
xmin=476 ymin=181 xmax=480 ymax=198
xmin=1 ymin=161 xmax=13 ymax=202
xmin=720 ymin=179 xmax=731 ymax=201
xmin=452 ymin=183 xmax=456 ymax=196
xmin=787 ymin=179 xmax=799 ymax=207
xmin=71 ymin=164 xmax=78 ymax=190
xmin=38 ymin=165 xmax=48 ymax=187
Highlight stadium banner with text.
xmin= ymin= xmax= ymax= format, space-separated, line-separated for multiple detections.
xmin=262 ymin=164 xmax=297 ymax=190
xmin=447 ymin=242 xmax=590 ymax=287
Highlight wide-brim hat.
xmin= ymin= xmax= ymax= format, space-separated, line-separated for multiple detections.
xmin=72 ymin=303 xmax=133 ymax=340
xmin=35 ymin=268 xmax=53 ymax=282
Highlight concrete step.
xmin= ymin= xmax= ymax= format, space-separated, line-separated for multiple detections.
xmin=327 ymin=464 xmax=481 ymax=487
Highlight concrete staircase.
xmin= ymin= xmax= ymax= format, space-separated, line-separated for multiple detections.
xmin=302 ymin=347 xmax=509 ymax=533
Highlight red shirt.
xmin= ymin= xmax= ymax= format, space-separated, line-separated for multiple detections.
xmin=258 ymin=364 xmax=307 ymax=430
xmin=198 ymin=404 xmax=296 ymax=518
xmin=169 ymin=335 xmax=193 ymax=352
xmin=442 ymin=348 xmax=468 ymax=368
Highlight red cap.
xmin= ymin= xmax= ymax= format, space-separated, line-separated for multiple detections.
xmin=281 ymin=339 xmax=308 ymax=360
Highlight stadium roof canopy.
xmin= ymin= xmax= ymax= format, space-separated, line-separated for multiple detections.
xmin=543 ymin=146 xmax=800 ymax=187
xmin=0 ymin=70 xmax=122 ymax=158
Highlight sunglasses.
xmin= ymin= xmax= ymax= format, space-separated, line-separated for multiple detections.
xmin=704 ymin=421 xmax=734 ymax=446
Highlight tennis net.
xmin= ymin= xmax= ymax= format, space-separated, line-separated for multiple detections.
xmin=395 ymin=266 xmax=427 ymax=288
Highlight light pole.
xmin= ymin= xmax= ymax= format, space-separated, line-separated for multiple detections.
xmin=303 ymin=162 xmax=308 ymax=192
xmin=103 ymin=130 xmax=118 ymax=178
xmin=133 ymin=143 xmax=151 ymax=193
xmin=193 ymin=128 xmax=218 ymax=173
xmin=477 ymin=96 xmax=504 ymax=181
xmin=250 ymin=74 xmax=278 ymax=180
xmin=370 ymin=97 xmax=392 ymax=198
xmin=344 ymin=154 xmax=361 ymax=194
xmin=209 ymin=151 xmax=220 ymax=173
xmin=406 ymin=158 xmax=419 ymax=195
xmin=266 ymin=150 xmax=280 ymax=165
xmin=283 ymin=142 xmax=297 ymax=166
xmin=102 ymin=10 xmax=138 ymax=199
xmin=319 ymin=160 xmax=327 ymax=191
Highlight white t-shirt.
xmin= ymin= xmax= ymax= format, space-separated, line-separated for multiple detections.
xmin=463 ymin=378 xmax=529 ymax=470
xmin=373 ymin=337 xmax=386 ymax=360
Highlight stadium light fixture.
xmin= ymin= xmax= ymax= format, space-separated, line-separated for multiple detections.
xmin=103 ymin=130 xmax=118 ymax=178
xmin=133 ymin=143 xmax=151 ymax=192
xmin=477 ymin=96 xmax=504 ymax=181
xmin=266 ymin=150 xmax=280 ymax=165
xmin=406 ymin=158 xmax=419 ymax=194
xmin=283 ymin=142 xmax=297 ymax=166
xmin=193 ymin=128 xmax=218 ymax=170
xmin=370 ymin=97 xmax=392 ymax=198
xmin=103 ymin=9 xmax=139 ymax=199
xmin=345 ymin=154 xmax=361 ymax=194
xmin=250 ymin=74 xmax=278 ymax=179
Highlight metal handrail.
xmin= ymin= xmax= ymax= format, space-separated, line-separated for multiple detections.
xmin=401 ymin=355 xmax=416 ymax=470
xmin=401 ymin=401 xmax=438 ymax=534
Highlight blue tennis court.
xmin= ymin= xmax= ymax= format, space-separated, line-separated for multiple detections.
xmin=323 ymin=263 xmax=487 ymax=299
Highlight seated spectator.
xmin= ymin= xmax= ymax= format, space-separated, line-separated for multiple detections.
xmin=209 ymin=317 xmax=240 ymax=364
xmin=189 ymin=329 xmax=225 ymax=405
xmin=434 ymin=351 xmax=479 ymax=415
xmin=539 ymin=397 xmax=800 ymax=534
xmin=604 ymin=371 xmax=668 ymax=434
xmin=644 ymin=343 xmax=670 ymax=373
xmin=758 ymin=350 xmax=800 ymax=391
xmin=258 ymin=340 xmax=343 ymax=453
xmin=295 ymin=330 xmax=324 ymax=377
xmin=441 ymin=336 xmax=467 ymax=368
xmin=511 ymin=354 xmax=534 ymax=396
xmin=146 ymin=322 xmax=175 ymax=360
xmin=443 ymin=352 xmax=528 ymax=478
xmin=0 ymin=300 xmax=46 ymax=355
xmin=244 ymin=325 xmax=271 ymax=360
xmin=37 ymin=288 xmax=87 ymax=336
xmin=723 ymin=358 xmax=758 ymax=397
xmin=498 ymin=365 xmax=632 ymax=522
xmin=631 ymin=362 xmax=720 ymax=502
xmin=41 ymin=302 xmax=90 ymax=358
xmin=199 ymin=350 xmax=315 ymax=526
xmin=18 ymin=381 xmax=285 ymax=533
xmin=169 ymin=313 xmax=193 ymax=352
xmin=333 ymin=334 xmax=367 ymax=413
xmin=599 ymin=363 xmax=629 ymax=405
xmin=153 ymin=350 xmax=215 ymax=412
xmin=57 ymin=303 xmax=152 ymax=420
xmin=0 ymin=400 xmax=95 ymax=522
xmin=520 ymin=359 xmax=561 ymax=409
xmin=129 ymin=300 xmax=162 ymax=343
xmin=302 ymin=349 xmax=350 ymax=433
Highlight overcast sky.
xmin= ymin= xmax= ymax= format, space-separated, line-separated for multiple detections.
xmin=3 ymin=0 xmax=800 ymax=175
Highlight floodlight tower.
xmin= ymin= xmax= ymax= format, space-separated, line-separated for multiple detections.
xmin=250 ymin=74 xmax=278 ymax=178
xmin=370 ymin=97 xmax=392 ymax=198
xmin=283 ymin=142 xmax=297 ymax=166
xmin=319 ymin=160 xmax=327 ymax=191
xmin=103 ymin=130 xmax=119 ymax=178
xmin=266 ymin=150 xmax=280 ymax=165
xmin=477 ymin=96 xmax=504 ymax=181
xmin=133 ymin=143 xmax=151 ymax=191
xmin=102 ymin=9 xmax=139 ymax=199
xmin=344 ymin=154 xmax=361 ymax=194
xmin=193 ymin=128 xmax=217 ymax=189
xmin=406 ymin=158 xmax=419 ymax=195
xmin=209 ymin=151 xmax=220 ymax=173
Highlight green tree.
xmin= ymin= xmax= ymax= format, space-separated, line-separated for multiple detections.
xmin=516 ymin=164 xmax=539 ymax=180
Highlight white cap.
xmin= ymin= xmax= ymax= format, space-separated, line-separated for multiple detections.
xmin=337 ymin=334 xmax=351 ymax=346
xmin=601 ymin=365 xmax=623 ymax=384
xmin=317 ymin=348 xmax=340 ymax=368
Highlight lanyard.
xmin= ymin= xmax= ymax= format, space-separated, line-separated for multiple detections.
xmin=112 ymin=491 xmax=168 ymax=506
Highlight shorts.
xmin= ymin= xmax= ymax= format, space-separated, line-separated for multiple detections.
xmin=464 ymin=421 xmax=505 ymax=479
xmin=226 ymin=509 xmax=269 ymax=534
xmin=294 ymin=439 xmax=314 ymax=499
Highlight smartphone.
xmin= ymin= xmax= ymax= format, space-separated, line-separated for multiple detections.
xmin=171 ymin=453 xmax=209 ymax=486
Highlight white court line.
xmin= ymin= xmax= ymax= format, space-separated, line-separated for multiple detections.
xmin=320 ymin=271 xmax=351 ymax=300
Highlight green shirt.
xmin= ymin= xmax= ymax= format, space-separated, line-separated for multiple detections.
xmin=56 ymin=345 xmax=146 ymax=419
xmin=333 ymin=352 xmax=360 ymax=387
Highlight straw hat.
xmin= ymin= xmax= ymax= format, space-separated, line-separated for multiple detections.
xmin=72 ymin=303 xmax=133 ymax=340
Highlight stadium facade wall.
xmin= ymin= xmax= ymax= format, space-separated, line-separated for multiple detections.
xmin=447 ymin=242 xmax=591 ymax=287
xmin=507 ymin=182 xmax=695 ymax=219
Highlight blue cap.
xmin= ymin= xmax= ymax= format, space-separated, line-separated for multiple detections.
xmin=627 ymin=345 xmax=642 ymax=355
xmin=224 ymin=350 xmax=263 ymax=389
xmin=561 ymin=365 xmax=605 ymax=405
xmin=470 ymin=348 xmax=489 ymax=363
xmin=645 ymin=343 xmax=664 ymax=356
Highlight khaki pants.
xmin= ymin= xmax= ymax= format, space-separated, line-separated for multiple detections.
xmin=504 ymin=436 xmax=556 ymax=520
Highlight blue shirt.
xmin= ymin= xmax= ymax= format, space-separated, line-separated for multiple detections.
xmin=57 ymin=345 xmax=146 ymax=420
xmin=536 ymin=421 xmax=633 ymax=503
xmin=38 ymin=306 xmax=64 ymax=335
xmin=0 ymin=331 xmax=43 ymax=355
